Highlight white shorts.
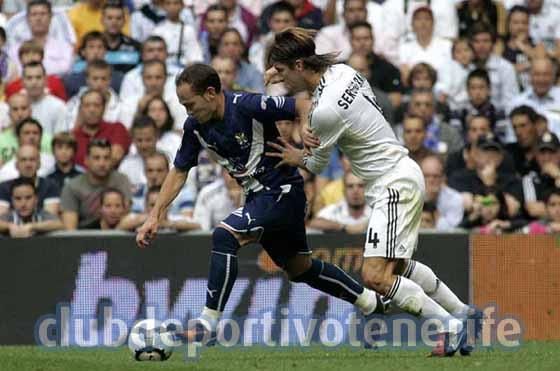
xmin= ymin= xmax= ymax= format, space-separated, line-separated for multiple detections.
xmin=363 ymin=156 xmax=425 ymax=259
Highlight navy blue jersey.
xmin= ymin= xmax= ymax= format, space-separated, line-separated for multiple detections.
xmin=174 ymin=92 xmax=303 ymax=193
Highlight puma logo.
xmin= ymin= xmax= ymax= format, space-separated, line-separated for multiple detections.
xmin=207 ymin=288 xmax=217 ymax=298
xmin=245 ymin=212 xmax=256 ymax=225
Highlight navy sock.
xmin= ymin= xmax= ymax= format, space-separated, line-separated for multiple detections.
xmin=292 ymin=259 xmax=364 ymax=303
xmin=206 ymin=228 xmax=240 ymax=312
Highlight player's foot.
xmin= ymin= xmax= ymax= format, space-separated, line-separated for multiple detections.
xmin=459 ymin=307 xmax=483 ymax=356
xmin=430 ymin=328 xmax=466 ymax=357
xmin=174 ymin=319 xmax=217 ymax=347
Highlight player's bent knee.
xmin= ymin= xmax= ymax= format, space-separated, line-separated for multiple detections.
xmin=212 ymin=227 xmax=240 ymax=255
xmin=288 ymin=257 xmax=317 ymax=282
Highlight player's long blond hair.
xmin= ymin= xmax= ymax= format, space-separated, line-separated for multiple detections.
xmin=266 ymin=27 xmax=339 ymax=72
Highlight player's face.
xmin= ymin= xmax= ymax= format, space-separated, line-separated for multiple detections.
xmin=511 ymin=114 xmax=537 ymax=148
xmin=145 ymin=157 xmax=169 ymax=187
xmin=403 ymin=118 xmax=426 ymax=152
xmin=102 ymin=7 xmax=125 ymax=35
xmin=12 ymin=185 xmax=37 ymax=218
xmin=343 ymin=173 xmax=365 ymax=209
xmin=132 ymin=127 xmax=157 ymax=159
xmin=467 ymin=78 xmax=490 ymax=106
xmin=101 ymin=193 xmax=126 ymax=227
xmin=87 ymin=68 xmax=112 ymax=92
xmin=275 ymin=120 xmax=295 ymax=141
xmin=177 ymin=82 xmax=217 ymax=123
xmin=466 ymin=117 xmax=491 ymax=144
xmin=86 ymin=147 xmax=112 ymax=178
xmin=272 ymin=62 xmax=307 ymax=94
xmin=547 ymin=194 xmax=560 ymax=222
xmin=8 ymin=95 xmax=32 ymax=124
xmin=19 ymin=123 xmax=41 ymax=147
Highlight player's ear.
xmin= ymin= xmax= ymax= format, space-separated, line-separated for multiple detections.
xmin=204 ymin=86 xmax=217 ymax=100
xmin=294 ymin=59 xmax=304 ymax=72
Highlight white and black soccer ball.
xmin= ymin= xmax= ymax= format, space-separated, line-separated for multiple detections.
xmin=128 ymin=319 xmax=175 ymax=361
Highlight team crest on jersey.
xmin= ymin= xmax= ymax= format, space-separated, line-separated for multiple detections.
xmin=235 ymin=132 xmax=250 ymax=149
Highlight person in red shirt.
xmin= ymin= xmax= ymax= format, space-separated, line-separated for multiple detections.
xmin=4 ymin=40 xmax=67 ymax=101
xmin=73 ymin=89 xmax=131 ymax=168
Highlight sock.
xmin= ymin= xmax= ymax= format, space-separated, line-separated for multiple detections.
xmin=386 ymin=276 xmax=463 ymax=333
xmin=354 ymin=288 xmax=383 ymax=315
xmin=292 ymin=259 xmax=365 ymax=304
xmin=206 ymin=228 xmax=240 ymax=312
xmin=405 ymin=260 xmax=468 ymax=316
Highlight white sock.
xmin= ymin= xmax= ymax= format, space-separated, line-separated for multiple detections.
xmin=200 ymin=306 xmax=221 ymax=332
xmin=387 ymin=276 xmax=462 ymax=333
xmin=354 ymin=288 xmax=378 ymax=315
xmin=405 ymin=260 xmax=469 ymax=316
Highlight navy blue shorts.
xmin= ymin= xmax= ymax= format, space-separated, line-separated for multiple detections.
xmin=221 ymin=184 xmax=310 ymax=268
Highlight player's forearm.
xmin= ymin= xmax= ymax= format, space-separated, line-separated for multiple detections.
xmin=150 ymin=168 xmax=188 ymax=222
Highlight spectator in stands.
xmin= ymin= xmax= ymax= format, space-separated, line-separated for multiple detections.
xmin=535 ymin=113 xmax=551 ymax=136
xmin=315 ymin=0 xmax=368 ymax=62
xmin=22 ymin=62 xmax=67 ymax=135
xmin=408 ymin=89 xmax=463 ymax=156
xmin=0 ymin=177 xmax=63 ymax=237
xmin=102 ymin=1 xmax=141 ymax=74
xmin=199 ymin=5 xmax=229 ymax=64
xmin=139 ymin=96 xmax=181 ymax=159
xmin=398 ymin=6 xmax=452 ymax=86
xmin=525 ymin=187 xmax=560 ymax=234
xmin=4 ymin=41 xmax=67 ymax=101
xmin=449 ymin=133 xmax=524 ymax=219
xmin=249 ymin=1 xmax=297 ymax=74
xmin=68 ymin=0 xmax=130 ymax=44
xmin=73 ymin=89 xmax=131 ymax=168
xmin=420 ymin=155 xmax=464 ymax=231
xmin=349 ymin=21 xmax=403 ymax=109
xmin=211 ymin=55 xmax=246 ymax=92
xmin=120 ymin=185 xmax=200 ymax=232
xmin=309 ymin=172 xmax=371 ymax=233
xmin=0 ymin=144 xmax=60 ymax=216
xmin=87 ymin=187 xmax=128 ymax=230
xmin=509 ymin=57 xmax=560 ymax=135
xmin=421 ymin=201 xmax=438 ymax=229
xmin=118 ymin=116 xmax=158 ymax=191
xmin=300 ymin=168 xmax=318 ymax=224
xmin=60 ymin=138 xmax=132 ymax=230
xmin=287 ymin=0 xmax=322 ymax=30
xmin=0 ymin=119 xmax=55 ymax=182
xmin=315 ymin=151 xmax=351 ymax=211
xmin=131 ymin=0 xmax=195 ymax=42
xmin=217 ymin=0 xmax=258 ymax=45
xmin=193 ymin=169 xmax=244 ymax=231
xmin=130 ymin=152 xmax=194 ymax=215
xmin=217 ymin=28 xmax=264 ymax=93
xmin=8 ymin=0 xmax=73 ymax=76
xmin=506 ymin=105 xmax=541 ymax=175
xmin=502 ymin=5 xmax=545 ymax=91
xmin=65 ymin=60 xmax=123 ymax=130
xmin=522 ymin=132 xmax=560 ymax=219
xmin=436 ymin=38 xmax=473 ymax=111
xmin=46 ymin=132 xmax=83 ymax=190
xmin=402 ymin=114 xmax=434 ymax=164
xmin=470 ymin=22 xmax=519 ymax=111
xmin=63 ymin=31 xmax=124 ymax=98
xmin=457 ymin=0 xmax=506 ymax=38
xmin=450 ymin=69 xmax=509 ymax=142
xmin=526 ymin=0 xmax=560 ymax=56
xmin=151 ymin=0 xmax=203 ymax=68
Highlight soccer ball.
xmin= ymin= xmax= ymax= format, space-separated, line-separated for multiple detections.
xmin=128 ymin=319 xmax=175 ymax=361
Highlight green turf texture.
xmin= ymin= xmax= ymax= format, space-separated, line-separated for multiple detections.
xmin=2 ymin=342 xmax=559 ymax=371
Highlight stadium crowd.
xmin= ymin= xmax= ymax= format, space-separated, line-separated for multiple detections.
xmin=1 ymin=0 xmax=560 ymax=237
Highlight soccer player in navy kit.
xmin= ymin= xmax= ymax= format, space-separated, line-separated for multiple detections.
xmin=136 ymin=63 xmax=385 ymax=343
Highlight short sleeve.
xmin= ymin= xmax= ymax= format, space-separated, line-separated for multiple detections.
xmin=173 ymin=122 xmax=201 ymax=172
xmin=237 ymin=93 xmax=296 ymax=123
xmin=60 ymin=183 xmax=80 ymax=212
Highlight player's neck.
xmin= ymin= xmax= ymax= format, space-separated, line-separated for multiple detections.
xmin=305 ymin=70 xmax=324 ymax=93
xmin=214 ymin=92 xmax=226 ymax=121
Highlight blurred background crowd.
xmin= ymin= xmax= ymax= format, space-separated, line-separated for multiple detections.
xmin=1 ymin=0 xmax=560 ymax=237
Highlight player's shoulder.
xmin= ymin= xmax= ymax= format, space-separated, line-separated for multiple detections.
xmin=316 ymin=64 xmax=368 ymax=111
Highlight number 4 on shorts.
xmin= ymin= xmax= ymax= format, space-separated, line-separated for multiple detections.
xmin=367 ymin=228 xmax=380 ymax=248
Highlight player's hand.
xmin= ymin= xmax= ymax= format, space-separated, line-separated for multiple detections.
xmin=136 ymin=215 xmax=159 ymax=248
xmin=264 ymin=67 xmax=284 ymax=86
xmin=266 ymin=138 xmax=305 ymax=168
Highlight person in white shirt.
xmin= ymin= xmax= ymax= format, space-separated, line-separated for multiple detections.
xmin=309 ymin=172 xmax=372 ymax=233
xmin=266 ymin=28 xmax=473 ymax=356
xmin=508 ymin=57 xmax=560 ymax=134
xmin=150 ymin=0 xmax=203 ymax=69
xmin=193 ymin=170 xmax=244 ymax=231
xmin=138 ymin=96 xmax=182 ymax=160
xmin=22 ymin=62 xmax=67 ymax=135
xmin=65 ymin=60 xmax=122 ymax=130
xmin=526 ymin=0 xmax=560 ymax=54
xmin=7 ymin=0 xmax=74 ymax=76
xmin=131 ymin=0 xmax=195 ymax=42
xmin=398 ymin=6 xmax=452 ymax=88
xmin=470 ymin=21 xmax=520 ymax=111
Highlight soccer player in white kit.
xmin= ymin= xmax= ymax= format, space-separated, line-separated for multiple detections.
xmin=265 ymin=27 xmax=480 ymax=356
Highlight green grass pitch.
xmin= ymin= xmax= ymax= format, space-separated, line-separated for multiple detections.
xmin=2 ymin=342 xmax=559 ymax=371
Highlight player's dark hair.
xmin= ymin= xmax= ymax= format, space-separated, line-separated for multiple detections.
xmin=87 ymin=138 xmax=111 ymax=155
xmin=10 ymin=177 xmax=37 ymax=196
xmin=269 ymin=1 xmax=296 ymax=18
xmin=141 ymin=96 xmax=174 ymax=134
xmin=509 ymin=105 xmax=538 ymax=123
xmin=15 ymin=118 xmax=43 ymax=138
xmin=100 ymin=187 xmax=125 ymax=205
xmin=27 ymin=0 xmax=51 ymax=14
xmin=349 ymin=20 xmax=372 ymax=34
xmin=80 ymin=89 xmax=107 ymax=108
xmin=267 ymin=27 xmax=338 ymax=72
xmin=176 ymin=63 xmax=222 ymax=94
xmin=467 ymin=68 xmax=491 ymax=87
xmin=142 ymin=59 xmax=167 ymax=77
xmin=470 ymin=21 xmax=496 ymax=42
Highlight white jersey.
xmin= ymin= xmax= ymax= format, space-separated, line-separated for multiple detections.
xmin=304 ymin=64 xmax=408 ymax=185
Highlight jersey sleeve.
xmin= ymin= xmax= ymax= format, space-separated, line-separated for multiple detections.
xmin=173 ymin=121 xmax=201 ymax=172
xmin=238 ymin=93 xmax=296 ymax=123
xmin=304 ymin=106 xmax=346 ymax=175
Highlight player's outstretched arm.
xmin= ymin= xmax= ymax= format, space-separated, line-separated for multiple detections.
xmin=136 ymin=167 xmax=189 ymax=248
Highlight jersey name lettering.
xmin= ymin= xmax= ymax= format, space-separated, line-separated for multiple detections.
xmin=337 ymin=73 xmax=366 ymax=109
